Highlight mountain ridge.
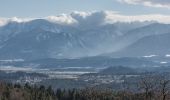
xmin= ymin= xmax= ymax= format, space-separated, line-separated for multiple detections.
xmin=0 ymin=16 xmax=169 ymax=60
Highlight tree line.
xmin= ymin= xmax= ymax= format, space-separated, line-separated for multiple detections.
xmin=0 ymin=74 xmax=170 ymax=100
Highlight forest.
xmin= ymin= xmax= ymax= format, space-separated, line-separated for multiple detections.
xmin=0 ymin=74 xmax=170 ymax=100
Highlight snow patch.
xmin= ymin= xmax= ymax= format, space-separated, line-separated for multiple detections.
xmin=0 ymin=59 xmax=24 ymax=62
xmin=165 ymin=54 xmax=170 ymax=57
xmin=160 ymin=62 xmax=168 ymax=64
xmin=0 ymin=66 xmax=32 ymax=72
xmin=143 ymin=55 xmax=157 ymax=58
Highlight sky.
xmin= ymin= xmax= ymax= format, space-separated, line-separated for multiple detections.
xmin=0 ymin=0 xmax=170 ymax=18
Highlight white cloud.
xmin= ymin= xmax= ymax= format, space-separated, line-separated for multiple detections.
xmin=1 ymin=11 xmax=170 ymax=27
xmin=47 ymin=14 xmax=77 ymax=25
xmin=70 ymin=11 xmax=170 ymax=24
xmin=70 ymin=11 xmax=107 ymax=26
xmin=47 ymin=11 xmax=170 ymax=26
xmin=118 ymin=0 xmax=170 ymax=8
xmin=105 ymin=11 xmax=170 ymax=24
xmin=0 ymin=17 xmax=33 ymax=26
xmin=9 ymin=17 xmax=31 ymax=23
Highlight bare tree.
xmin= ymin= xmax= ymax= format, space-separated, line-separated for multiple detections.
xmin=138 ymin=74 xmax=157 ymax=100
xmin=158 ymin=75 xmax=170 ymax=100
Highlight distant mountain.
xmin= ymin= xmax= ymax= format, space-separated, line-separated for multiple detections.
xmin=0 ymin=12 xmax=170 ymax=60
xmin=0 ymin=20 xmax=118 ymax=59
xmin=111 ymin=32 xmax=170 ymax=57
xmin=0 ymin=18 xmax=154 ymax=60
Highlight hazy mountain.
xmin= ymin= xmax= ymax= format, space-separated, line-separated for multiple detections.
xmin=0 ymin=20 xmax=118 ymax=59
xmin=0 ymin=18 xmax=154 ymax=60
xmin=0 ymin=12 xmax=169 ymax=60
xmin=111 ymin=32 xmax=170 ymax=57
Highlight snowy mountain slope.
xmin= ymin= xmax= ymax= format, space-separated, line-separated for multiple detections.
xmin=0 ymin=18 xmax=154 ymax=60
xmin=110 ymin=32 xmax=170 ymax=57
xmin=0 ymin=12 xmax=169 ymax=60
xmin=113 ymin=23 xmax=170 ymax=52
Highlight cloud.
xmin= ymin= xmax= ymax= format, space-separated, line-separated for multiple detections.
xmin=47 ymin=14 xmax=77 ymax=25
xmin=70 ymin=11 xmax=107 ymax=26
xmin=9 ymin=17 xmax=31 ymax=23
xmin=118 ymin=0 xmax=170 ymax=8
xmin=105 ymin=11 xmax=170 ymax=24
xmin=0 ymin=17 xmax=33 ymax=26
xmin=1 ymin=11 xmax=170 ymax=27
xmin=46 ymin=11 xmax=108 ymax=26
xmin=69 ymin=11 xmax=170 ymax=24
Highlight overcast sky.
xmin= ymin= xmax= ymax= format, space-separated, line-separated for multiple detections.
xmin=0 ymin=0 xmax=170 ymax=17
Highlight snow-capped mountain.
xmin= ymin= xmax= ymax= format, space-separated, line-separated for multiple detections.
xmin=0 ymin=11 xmax=169 ymax=60
xmin=0 ymin=19 xmax=128 ymax=59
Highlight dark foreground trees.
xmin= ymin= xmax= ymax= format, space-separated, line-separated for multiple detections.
xmin=0 ymin=83 xmax=115 ymax=100
xmin=0 ymin=74 xmax=170 ymax=100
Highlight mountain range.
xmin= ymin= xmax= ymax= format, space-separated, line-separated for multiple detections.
xmin=0 ymin=11 xmax=170 ymax=62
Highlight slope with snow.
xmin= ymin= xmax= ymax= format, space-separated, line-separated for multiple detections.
xmin=0 ymin=11 xmax=169 ymax=60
